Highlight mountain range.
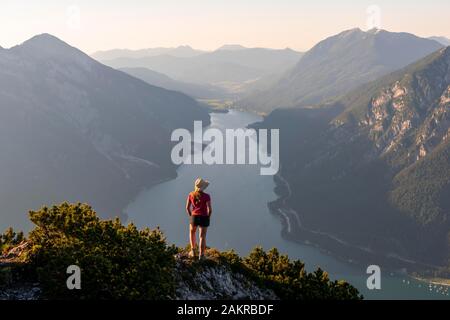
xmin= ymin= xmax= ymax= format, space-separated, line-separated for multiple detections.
xmin=2 ymin=27 xmax=449 ymax=278
xmin=429 ymin=36 xmax=450 ymax=46
xmin=91 ymin=45 xmax=206 ymax=60
xmin=119 ymin=67 xmax=228 ymax=99
xmin=256 ymin=46 xmax=450 ymax=274
xmin=0 ymin=34 xmax=210 ymax=231
xmin=96 ymin=46 xmax=303 ymax=92
xmin=241 ymin=28 xmax=444 ymax=113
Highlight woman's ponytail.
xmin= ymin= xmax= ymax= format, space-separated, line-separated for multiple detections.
xmin=192 ymin=187 xmax=202 ymax=204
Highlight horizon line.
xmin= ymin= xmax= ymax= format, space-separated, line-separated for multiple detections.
xmin=2 ymin=28 xmax=449 ymax=55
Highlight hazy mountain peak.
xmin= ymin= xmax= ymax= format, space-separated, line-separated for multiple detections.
xmin=338 ymin=27 xmax=364 ymax=37
xmin=337 ymin=27 xmax=389 ymax=39
xmin=216 ymin=44 xmax=247 ymax=51
xmin=429 ymin=36 xmax=450 ymax=46
xmin=241 ymin=28 xmax=443 ymax=112
xmin=92 ymin=45 xmax=205 ymax=60
xmin=12 ymin=33 xmax=88 ymax=61
xmin=0 ymin=34 xmax=210 ymax=228
xmin=298 ymin=28 xmax=444 ymax=70
xmin=366 ymin=27 xmax=383 ymax=35
xmin=21 ymin=33 xmax=67 ymax=48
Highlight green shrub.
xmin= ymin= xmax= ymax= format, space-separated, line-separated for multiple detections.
xmin=2 ymin=202 xmax=361 ymax=300
xmin=25 ymin=202 xmax=177 ymax=299
xmin=221 ymin=247 xmax=362 ymax=300
xmin=0 ymin=227 xmax=24 ymax=253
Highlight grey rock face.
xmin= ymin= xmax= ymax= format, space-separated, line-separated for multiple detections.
xmin=174 ymin=253 xmax=277 ymax=300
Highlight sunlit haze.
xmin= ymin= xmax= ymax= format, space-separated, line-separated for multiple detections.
xmin=1 ymin=0 xmax=449 ymax=53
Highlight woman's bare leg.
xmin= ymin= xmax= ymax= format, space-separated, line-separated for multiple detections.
xmin=189 ymin=224 xmax=197 ymax=255
xmin=199 ymin=227 xmax=207 ymax=257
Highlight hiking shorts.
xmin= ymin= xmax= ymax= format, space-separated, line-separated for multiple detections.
xmin=190 ymin=215 xmax=210 ymax=227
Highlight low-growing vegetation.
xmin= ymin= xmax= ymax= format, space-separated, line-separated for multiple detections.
xmin=1 ymin=202 xmax=362 ymax=300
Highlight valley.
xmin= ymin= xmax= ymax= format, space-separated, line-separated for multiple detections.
xmin=255 ymin=46 xmax=450 ymax=280
xmin=0 ymin=34 xmax=210 ymax=231
xmin=126 ymin=110 xmax=450 ymax=299
xmin=1 ymin=25 xmax=449 ymax=300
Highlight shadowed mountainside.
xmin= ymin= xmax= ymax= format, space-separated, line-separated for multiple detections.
xmin=0 ymin=34 xmax=210 ymax=230
xmin=241 ymin=28 xmax=443 ymax=113
xmin=255 ymin=46 xmax=450 ymax=276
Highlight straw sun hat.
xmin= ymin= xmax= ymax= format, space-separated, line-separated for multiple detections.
xmin=194 ymin=178 xmax=210 ymax=191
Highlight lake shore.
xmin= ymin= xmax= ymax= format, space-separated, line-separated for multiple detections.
xmin=268 ymin=170 xmax=448 ymax=279
xmin=412 ymin=276 xmax=450 ymax=287
xmin=126 ymin=109 xmax=450 ymax=299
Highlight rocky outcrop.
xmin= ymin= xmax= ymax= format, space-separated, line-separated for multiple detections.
xmin=174 ymin=251 xmax=277 ymax=300
xmin=0 ymin=241 xmax=41 ymax=300
xmin=362 ymin=47 xmax=450 ymax=167
xmin=1 ymin=245 xmax=277 ymax=300
xmin=0 ymin=285 xmax=41 ymax=300
xmin=0 ymin=241 xmax=31 ymax=263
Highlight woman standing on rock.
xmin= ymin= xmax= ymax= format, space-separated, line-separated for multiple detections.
xmin=185 ymin=178 xmax=212 ymax=260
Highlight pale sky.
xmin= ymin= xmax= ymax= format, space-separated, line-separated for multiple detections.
xmin=0 ymin=0 xmax=449 ymax=53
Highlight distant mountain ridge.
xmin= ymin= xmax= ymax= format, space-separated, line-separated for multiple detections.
xmin=257 ymin=46 xmax=450 ymax=274
xmin=91 ymin=45 xmax=206 ymax=60
xmin=241 ymin=28 xmax=443 ymax=113
xmin=119 ymin=67 xmax=228 ymax=99
xmin=429 ymin=36 xmax=450 ymax=46
xmin=216 ymin=44 xmax=248 ymax=51
xmin=0 ymin=34 xmax=210 ymax=230
xmin=97 ymin=46 xmax=303 ymax=92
